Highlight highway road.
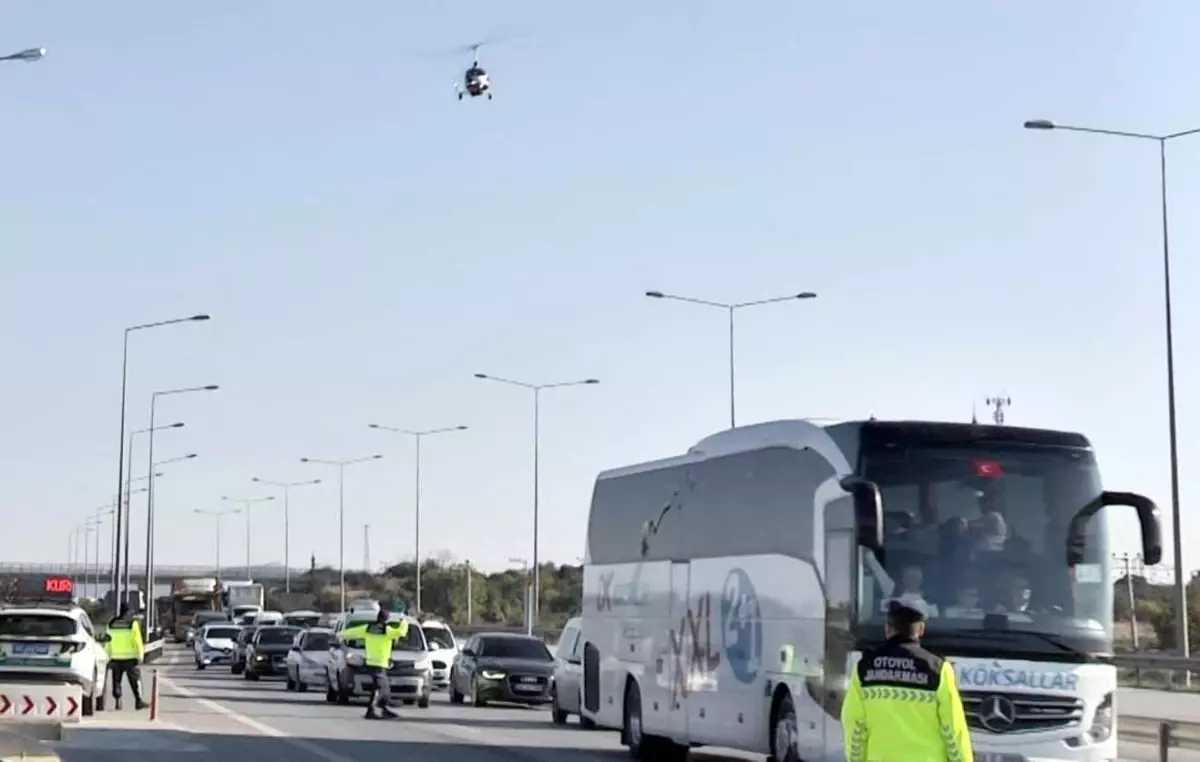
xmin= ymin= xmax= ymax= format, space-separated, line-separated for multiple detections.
xmin=30 ymin=648 xmax=1196 ymax=762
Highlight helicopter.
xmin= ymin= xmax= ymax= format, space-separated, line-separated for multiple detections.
xmin=456 ymin=41 xmax=493 ymax=101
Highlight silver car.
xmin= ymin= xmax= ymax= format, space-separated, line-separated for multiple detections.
xmin=285 ymin=627 xmax=335 ymax=692
xmin=550 ymin=617 xmax=594 ymax=727
xmin=193 ymin=623 xmax=241 ymax=669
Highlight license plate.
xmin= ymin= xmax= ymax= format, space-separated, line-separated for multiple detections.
xmin=514 ymin=682 xmax=540 ymax=691
xmin=977 ymin=754 xmax=1025 ymax=762
xmin=12 ymin=643 xmax=49 ymax=655
xmin=520 ymin=676 xmax=538 ymax=683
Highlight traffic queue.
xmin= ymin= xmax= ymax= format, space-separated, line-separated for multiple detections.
xmin=188 ymin=597 xmax=580 ymax=724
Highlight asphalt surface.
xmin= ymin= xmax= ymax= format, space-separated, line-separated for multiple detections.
xmin=24 ymin=647 xmax=1195 ymax=762
xmin=47 ymin=647 xmax=761 ymax=762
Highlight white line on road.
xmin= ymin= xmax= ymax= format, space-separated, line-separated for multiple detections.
xmin=160 ymin=674 xmax=356 ymax=762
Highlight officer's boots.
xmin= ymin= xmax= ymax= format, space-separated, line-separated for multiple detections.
xmin=380 ymin=706 xmax=398 ymax=719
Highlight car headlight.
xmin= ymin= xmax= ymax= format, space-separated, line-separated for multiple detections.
xmin=414 ymin=659 xmax=430 ymax=671
xmin=480 ymin=669 xmax=506 ymax=680
xmin=1087 ymin=692 xmax=1114 ymax=743
xmin=346 ymin=653 xmax=364 ymax=666
xmin=254 ymin=654 xmax=267 ymax=661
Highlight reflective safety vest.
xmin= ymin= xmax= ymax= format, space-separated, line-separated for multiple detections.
xmin=341 ymin=620 xmax=408 ymax=668
xmin=106 ymin=618 xmax=144 ymax=661
xmin=840 ymin=636 xmax=973 ymax=762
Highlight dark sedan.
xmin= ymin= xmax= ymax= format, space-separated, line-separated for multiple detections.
xmin=244 ymin=626 xmax=301 ymax=680
xmin=449 ymin=633 xmax=555 ymax=707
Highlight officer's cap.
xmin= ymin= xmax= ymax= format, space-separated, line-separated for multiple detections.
xmin=886 ymin=595 xmax=929 ymax=624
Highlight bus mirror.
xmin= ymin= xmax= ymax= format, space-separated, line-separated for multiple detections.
xmin=840 ymin=476 xmax=884 ymax=552
xmin=1066 ymin=491 xmax=1163 ymax=566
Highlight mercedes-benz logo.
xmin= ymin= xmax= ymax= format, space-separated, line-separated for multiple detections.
xmin=979 ymin=695 xmax=1017 ymax=732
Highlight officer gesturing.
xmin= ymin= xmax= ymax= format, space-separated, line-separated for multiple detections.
xmin=840 ymin=599 xmax=973 ymax=762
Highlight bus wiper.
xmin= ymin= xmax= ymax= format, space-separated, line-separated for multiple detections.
xmin=932 ymin=629 xmax=1089 ymax=656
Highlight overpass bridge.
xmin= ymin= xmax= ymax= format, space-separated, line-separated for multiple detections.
xmin=0 ymin=562 xmax=304 ymax=584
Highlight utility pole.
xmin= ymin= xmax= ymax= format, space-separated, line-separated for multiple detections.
xmin=985 ymin=395 xmax=1012 ymax=425
xmin=465 ymin=559 xmax=473 ymax=625
xmin=1118 ymin=552 xmax=1142 ymax=649
xmin=363 ymin=524 xmax=371 ymax=572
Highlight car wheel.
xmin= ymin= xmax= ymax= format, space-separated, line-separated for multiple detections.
xmin=297 ymin=678 xmax=309 ymax=693
xmin=245 ymin=669 xmax=260 ymax=681
xmin=325 ymin=682 xmax=337 ymax=703
xmin=81 ymin=669 xmax=97 ymax=717
xmin=448 ymin=672 xmax=464 ymax=705
xmin=285 ymin=675 xmax=295 ymax=691
xmin=336 ymin=673 xmax=351 ymax=705
xmin=551 ymin=687 xmax=568 ymax=725
xmin=417 ymin=694 xmax=430 ymax=709
xmin=196 ymin=661 xmax=206 ymax=671
xmin=470 ymin=676 xmax=487 ymax=708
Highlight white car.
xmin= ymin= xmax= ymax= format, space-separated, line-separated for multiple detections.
xmin=251 ymin=610 xmax=283 ymax=626
xmin=326 ymin=612 xmax=432 ymax=707
xmin=0 ymin=605 xmax=109 ymax=715
xmin=284 ymin=627 xmax=335 ymax=692
xmin=420 ymin=620 xmax=457 ymax=689
xmin=193 ymin=623 xmax=241 ymax=669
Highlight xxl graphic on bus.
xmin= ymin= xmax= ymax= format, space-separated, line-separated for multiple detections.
xmin=668 ymin=592 xmax=722 ymax=703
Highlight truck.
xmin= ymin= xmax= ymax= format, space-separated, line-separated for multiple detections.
xmin=222 ymin=581 xmax=265 ymax=619
xmin=579 ymin=418 xmax=1163 ymax=762
xmin=170 ymin=577 xmax=221 ymax=642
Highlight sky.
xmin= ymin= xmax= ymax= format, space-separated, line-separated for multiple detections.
xmin=3 ymin=1 xmax=1200 ymax=575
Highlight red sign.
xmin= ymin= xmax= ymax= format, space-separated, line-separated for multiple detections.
xmin=44 ymin=577 xmax=72 ymax=594
xmin=21 ymin=696 xmax=34 ymax=715
xmin=0 ymin=695 xmax=10 ymax=715
xmin=65 ymin=696 xmax=78 ymax=716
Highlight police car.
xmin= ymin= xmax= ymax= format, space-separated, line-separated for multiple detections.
xmin=0 ymin=574 xmax=109 ymax=716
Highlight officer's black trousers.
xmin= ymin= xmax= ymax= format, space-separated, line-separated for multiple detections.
xmin=110 ymin=659 xmax=143 ymax=701
xmin=365 ymin=666 xmax=391 ymax=710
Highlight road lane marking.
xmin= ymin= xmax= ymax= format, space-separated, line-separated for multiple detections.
xmin=161 ymin=674 xmax=355 ymax=762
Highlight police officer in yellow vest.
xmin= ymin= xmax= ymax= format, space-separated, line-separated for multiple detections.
xmin=840 ymin=598 xmax=973 ymax=762
xmin=106 ymin=603 xmax=148 ymax=710
xmin=341 ymin=609 xmax=409 ymax=719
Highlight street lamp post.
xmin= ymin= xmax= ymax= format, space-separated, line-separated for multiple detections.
xmin=0 ymin=47 xmax=45 ymax=63
xmin=145 ymin=384 xmax=217 ymax=620
xmin=122 ymin=423 xmax=184 ymax=595
xmin=196 ymin=508 xmax=240 ymax=580
xmin=250 ymin=477 xmax=322 ymax=593
xmin=97 ymin=489 xmax=144 ymax=601
xmin=645 ymin=290 xmax=817 ymax=428
xmin=220 ymin=496 xmax=276 ymax=579
xmin=1024 ymin=118 xmax=1194 ymax=660
xmin=300 ymin=455 xmax=384 ymax=612
xmin=368 ymin=423 xmax=468 ymax=612
xmin=474 ymin=373 xmax=599 ymax=626
xmin=111 ymin=313 xmax=210 ymax=603
xmin=139 ymin=454 xmax=196 ymax=629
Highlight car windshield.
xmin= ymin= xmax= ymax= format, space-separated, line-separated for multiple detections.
xmin=204 ymin=627 xmax=240 ymax=640
xmin=0 ymin=614 xmax=75 ymax=637
xmin=424 ymin=628 xmax=455 ymax=649
xmin=857 ymin=439 xmax=1113 ymax=649
xmin=256 ymin=627 xmax=298 ymax=645
xmin=304 ymin=632 xmax=333 ymax=650
xmin=478 ymin=637 xmax=552 ymax=660
xmin=283 ymin=615 xmax=320 ymax=628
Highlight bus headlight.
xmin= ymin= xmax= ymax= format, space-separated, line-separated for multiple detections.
xmin=1087 ymin=692 xmax=1114 ymax=743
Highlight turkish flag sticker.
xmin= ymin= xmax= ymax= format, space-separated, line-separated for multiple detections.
xmin=974 ymin=460 xmax=1004 ymax=478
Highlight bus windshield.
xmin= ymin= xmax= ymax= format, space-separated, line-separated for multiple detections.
xmin=857 ymin=440 xmax=1112 ymax=653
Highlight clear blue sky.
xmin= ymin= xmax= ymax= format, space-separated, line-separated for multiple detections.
xmin=3 ymin=1 xmax=1199 ymax=575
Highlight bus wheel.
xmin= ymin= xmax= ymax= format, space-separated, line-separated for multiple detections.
xmin=771 ymin=692 xmax=801 ymax=762
xmin=623 ymin=681 xmax=686 ymax=761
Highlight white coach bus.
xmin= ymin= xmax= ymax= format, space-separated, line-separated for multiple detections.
xmin=579 ymin=418 xmax=1162 ymax=762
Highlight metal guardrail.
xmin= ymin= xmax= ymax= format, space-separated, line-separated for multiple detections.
xmin=1123 ymin=716 xmax=1200 ymax=757
xmin=1113 ymin=652 xmax=1200 ymax=692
